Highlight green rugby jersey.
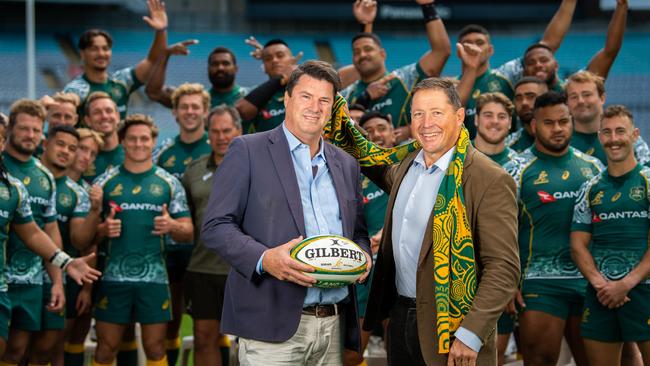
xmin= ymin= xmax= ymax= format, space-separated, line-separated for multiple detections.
xmin=63 ymin=67 xmax=143 ymax=120
xmin=83 ymin=145 xmax=125 ymax=183
xmin=461 ymin=69 xmax=514 ymax=139
xmin=572 ymin=164 xmax=650 ymax=281
xmin=506 ymin=128 xmax=535 ymax=153
xmin=210 ymin=85 xmax=249 ymax=108
xmin=341 ymin=63 xmax=429 ymax=128
xmin=3 ymin=153 xmax=57 ymax=285
xmin=361 ymin=176 xmax=388 ymax=237
xmin=505 ymin=146 xmax=603 ymax=281
xmin=571 ymin=132 xmax=650 ymax=166
xmin=55 ymin=176 xmax=90 ymax=257
xmin=94 ymin=165 xmax=190 ymax=284
xmin=0 ymin=175 xmax=34 ymax=291
xmin=246 ymin=90 xmax=285 ymax=134
xmin=485 ymin=146 xmax=518 ymax=167
xmin=153 ymin=133 xmax=211 ymax=180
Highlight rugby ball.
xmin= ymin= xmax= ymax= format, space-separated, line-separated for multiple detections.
xmin=290 ymin=235 xmax=368 ymax=288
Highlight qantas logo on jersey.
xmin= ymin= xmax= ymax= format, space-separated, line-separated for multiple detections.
xmin=261 ymin=108 xmax=285 ymax=120
xmin=364 ymin=190 xmax=385 ymax=204
xmin=593 ymin=211 xmax=648 ymax=221
xmin=537 ymin=190 xmax=579 ymax=203
xmin=28 ymin=195 xmax=51 ymax=206
xmin=118 ymin=202 xmax=163 ymax=212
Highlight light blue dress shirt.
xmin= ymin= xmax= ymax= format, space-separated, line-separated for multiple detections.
xmin=258 ymin=124 xmax=348 ymax=306
xmin=391 ymin=147 xmax=482 ymax=352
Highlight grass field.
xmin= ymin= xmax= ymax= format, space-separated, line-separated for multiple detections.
xmin=177 ymin=314 xmax=194 ymax=366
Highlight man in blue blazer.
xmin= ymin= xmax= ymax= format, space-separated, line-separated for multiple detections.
xmin=201 ymin=60 xmax=371 ymax=365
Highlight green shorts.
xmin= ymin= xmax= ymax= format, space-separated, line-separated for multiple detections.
xmin=0 ymin=291 xmax=12 ymax=341
xmin=94 ymin=281 xmax=171 ymax=324
xmin=41 ymin=282 xmax=65 ymax=330
xmin=497 ymin=312 xmax=515 ymax=335
xmin=166 ymin=248 xmax=192 ymax=283
xmin=581 ymin=284 xmax=650 ymax=342
xmin=521 ymin=279 xmax=586 ymax=319
xmin=65 ymin=280 xmax=81 ymax=319
xmin=8 ymin=284 xmax=42 ymax=332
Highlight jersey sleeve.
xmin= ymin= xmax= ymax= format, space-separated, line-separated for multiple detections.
xmin=340 ymin=82 xmax=356 ymax=100
xmin=494 ymin=57 xmax=524 ymax=87
xmin=392 ymin=62 xmax=428 ymax=92
xmin=43 ymin=175 xmax=58 ymax=223
xmin=504 ymin=156 xmax=524 ymax=198
xmin=71 ymin=182 xmax=91 ymax=218
xmin=634 ymin=136 xmax=650 ymax=166
xmin=571 ymin=179 xmax=595 ymax=233
xmin=112 ymin=67 xmax=144 ymax=95
xmin=167 ymin=175 xmax=191 ymax=219
xmin=12 ymin=179 xmax=33 ymax=225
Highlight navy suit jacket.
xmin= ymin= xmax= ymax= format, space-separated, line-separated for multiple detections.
xmin=201 ymin=126 xmax=370 ymax=350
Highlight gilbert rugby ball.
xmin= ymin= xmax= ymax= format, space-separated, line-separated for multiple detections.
xmin=290 ymin=235 xmax=368 ymax=288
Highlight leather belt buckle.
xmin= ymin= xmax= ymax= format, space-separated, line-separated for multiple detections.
xmin=303 ymin=304 xmax=339 ymax=318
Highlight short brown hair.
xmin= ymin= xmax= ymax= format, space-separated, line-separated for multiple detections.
xmin=476 ymin=92 xmax=514 ymax=116
xmin=171 ymin=83 xmax=211 ymax=111
xmin=118 ymin=114 xmax=159 ymax=142
xmin=567 ymin=71 xmax=605 ymax=97
xmin=85 ymin=91 xmax=116 ymax=116
xmin=9 ymin=99 xmax=46 ymax=128
xmin=52 ymin=92 xmax=81 ymax=108
xmin=77 ymin=128 xmax=105 ymax=148
xmin=411 ymin=77 xmax=462 ymax=110
xmin=602 ymin=105 xmax=634 ymax=126
xmin=286 ymin=60 xmax=342 ymax=98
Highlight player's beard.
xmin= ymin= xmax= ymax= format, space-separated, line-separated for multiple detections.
xmin=538 ymin=133 xmax=570 ymax=153
xmin=9 ymin=135 xmax=36 ymax=156
xmin=209 ymin=72 xmax=235 ymax=90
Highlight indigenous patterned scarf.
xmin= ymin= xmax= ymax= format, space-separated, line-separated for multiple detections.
xmin=325 ymin=94 xmax=477 ymax=354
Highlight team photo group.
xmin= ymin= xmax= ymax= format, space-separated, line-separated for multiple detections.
xmin=0 ymin=0 xmax=648 ymax=365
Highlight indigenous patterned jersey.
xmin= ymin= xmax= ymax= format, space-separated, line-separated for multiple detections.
xmin=461 ymin=69 xmax=514 ymax=139
xmin=341 ymin=63 xmax=429 ymax=128
xmin=506 ymin=128 xmax=535 ymax=153
xmin=3 ymin=153 xmax=57 ymax=285
xmin=362 ymin=176 xmax=388 ymax=237
xmin=83 ymin=145 xmax=125 ymax=183
xmin=571 ymin=132 xmax=650 ymax=166
xmin=55 ymin=176 xmax=90 ymax=257
xmin=505 ymin=147 xmax=603 ymax=281
xmin=572 ymin=164 xmax=650 ymax=281
xmin=0 ymin=175 xmax=34 ymax=291
xmin=63 ymin=67 xmax=143 ymax=120
xmin=94 ymin=165 xmax=190 ymax=284
xmin=153 ymin=133 xmax=211 ymax=179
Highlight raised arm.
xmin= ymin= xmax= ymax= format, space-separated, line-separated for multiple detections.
xmin=416 ymin=0 xmax=451 ymax=77
xmin=586 ymin=0 xmax=628 ymax=79
xmin=134 ymin=0 xmax=169 ymax=83
xmin=145 ymin=39 xmax=198 ymax=108
xmin=455 ymin=43 xmax=482 ymax=106
xmin=540 ymin=0 xmax=578 ymax=52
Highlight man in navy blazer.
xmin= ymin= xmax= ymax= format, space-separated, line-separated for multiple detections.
xmin=201 ymin=60 xmax=371 ymax=365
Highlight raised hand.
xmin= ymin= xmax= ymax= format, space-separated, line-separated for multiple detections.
xmin=143 ymin=0 xmax=168 ymax=31
xmin=167 ymin=39 xmax=199 ymax=56
xmin=456 ymin=42 xmax=482 ymax=71
xmin=366 ymin=73 xmax=396 ymax=100
xmin=261 ymin=236 xmax=317 ymax=287
xmin=353 ymin=0 xmax=377 ymax=25
xmin=245 ymin=36 xmax=264 ymax=60
xmin=104 ymin=207 xmax=121 ymax=238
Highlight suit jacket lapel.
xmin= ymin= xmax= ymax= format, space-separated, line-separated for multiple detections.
xmin=267 ymin=127 xmax=306 ymax=237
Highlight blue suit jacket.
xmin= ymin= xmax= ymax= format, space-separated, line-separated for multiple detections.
xmin=201 ymin=126 xmax=370 ymax=350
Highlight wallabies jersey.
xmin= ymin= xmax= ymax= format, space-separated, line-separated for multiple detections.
xmin=153 ymin=133 xmax=211 ymax=180
xmin=94 ymin=165 xmax=190 ymax=284
xmin=83 ymin=145 xmax=125 ymax=183
xmin=572 ymin=164 xmax=650 ymax=281
xmin=55 ymin=176 xmax=90 ymax=257
xmin=505 ymin=146 xmax=603 ymax=281
xmin=3 ymin=153 xmax=57 ymax=285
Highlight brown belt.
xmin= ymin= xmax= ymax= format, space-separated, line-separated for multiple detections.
xmin=302 ymin=304 xmax=340 ymax=318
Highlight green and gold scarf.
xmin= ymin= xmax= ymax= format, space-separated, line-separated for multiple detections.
xmin=325 ymin=94 xmax=477 ymax=354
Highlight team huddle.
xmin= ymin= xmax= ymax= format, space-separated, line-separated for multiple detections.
xmin=0 ymin=0 xmax=647 ymax=365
